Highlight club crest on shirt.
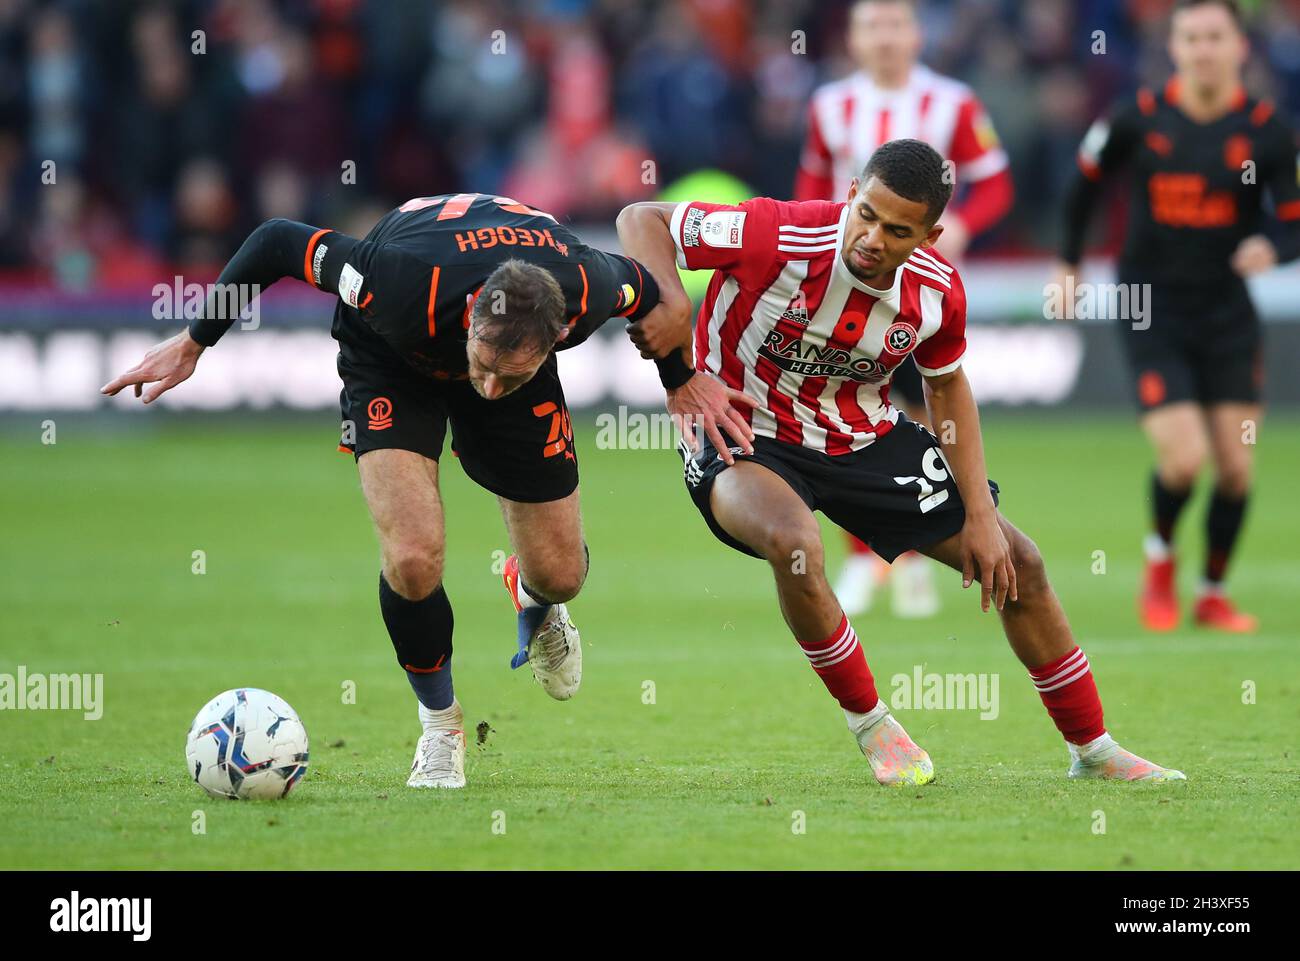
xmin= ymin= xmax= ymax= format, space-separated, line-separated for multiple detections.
xmin=883 ymin=321 xmax=917 ymax=355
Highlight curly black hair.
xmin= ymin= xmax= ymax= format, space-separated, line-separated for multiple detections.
xmin=861 ymin=139 xmax=954 ymax=225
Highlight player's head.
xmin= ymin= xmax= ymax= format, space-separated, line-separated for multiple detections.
xmin=466 ymin=259 xmax=569 ymax=400
xmin=1168 ymin=0 xmax=1247 ymax=94
xmin=841 ymin=139 xmax=951 ymax=283
xmin=848 ymin=0 xmax=921 ymax=84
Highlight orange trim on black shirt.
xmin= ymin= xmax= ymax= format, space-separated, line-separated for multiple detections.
xmin=568 ymin=264 xmax=589 ymax=329
xmin=1250 ymin=99 xmax=1275 ymax=126
xmin=427 ymin=265 xmax=440 ymax=337
xmin=1277 ymin=199 xmax=1300 ymax=221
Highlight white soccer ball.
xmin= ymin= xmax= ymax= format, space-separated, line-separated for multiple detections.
xmin=184 ymin=688 xmax=310 ymax=800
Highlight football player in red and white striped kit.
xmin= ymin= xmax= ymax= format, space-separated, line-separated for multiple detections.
xmin=617 ymin=140 xmax=1181 ymax=785
xmin=796 ymin=0 xmax=1014 ymax=619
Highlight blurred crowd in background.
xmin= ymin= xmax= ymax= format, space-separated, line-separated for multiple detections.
xmin=2 ymin=0 xmax=1300 ymax=289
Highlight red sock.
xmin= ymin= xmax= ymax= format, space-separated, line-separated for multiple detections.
xmin=848 ymin=535 xmax=874 ymax=556
xmin=1028 ymin=646 xmax=1105 ymax=745
xmin=797 ymin=614 xmax=878 ymax=713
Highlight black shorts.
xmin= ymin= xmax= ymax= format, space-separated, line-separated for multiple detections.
xmin=681 ymin=415 xmax=999 ymax=563
xmin=336 ymin=339 xmax=578 ymax=503
xmin=1117 ymin=274 xmax=1262 ymax=412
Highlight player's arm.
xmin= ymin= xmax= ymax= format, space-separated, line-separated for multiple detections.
xmin=940 ymin=97 xmax=1014 ymax=258
xmin=922 ymin=366 xmax=1015 ymax=612
xmin=616 ymin=201 xmax=758 ymax=463
xmin=1054 ymin=98 xmax=1143 ymax=285
xmin=793 ymin=101 xmax=835 ymax=201
xmin=101 ymin=219 xmax=359 ymax=403
xmin=911 ymin=270 xmax=1014 ymax=611
xmin=1232 ymin=114 xmax=1300 ymax=276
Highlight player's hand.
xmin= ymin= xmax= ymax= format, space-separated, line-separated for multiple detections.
xmin=1047 ymin=261 xmax=1080 ymax=323
xmin=1231 ymin=235 xmax=1277 ymax=278
xmin=667 ymin=371 xmax=759 ymax=465
xmin=626 ymin=298 xmax=692 ymax=360
xmin=957 ymin=508 xmax=1017 ymax=613
xmin=100 ymin=330 xmax=205 ymax=404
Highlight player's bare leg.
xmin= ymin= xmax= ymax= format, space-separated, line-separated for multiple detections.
xmin=711 ymin=461 xmax=933 ymax=787
xmin=1196 ymin=403 xmax=1260 ymax=631
xmin=359 ymin=449 xmax=465 ymax=788
xmin=1139 ymin=402 xmax=1208 ymax=630
xmin=920 ymin=513 xmax=1185 ymax=782
xmin=835 ymin=398 xmax=939 ymax=619
xmin=498 ymin=489 xmax=586 ymax=699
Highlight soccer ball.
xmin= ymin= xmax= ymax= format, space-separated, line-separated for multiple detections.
xmin=184 ymin=688 xmax=310 ymax=800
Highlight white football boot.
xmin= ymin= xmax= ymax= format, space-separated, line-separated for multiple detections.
xmin=891 ymin=552 xmax=940 ymax=619
xmin=408 ymin=699 xmax=466 ymax=789
xmin=503 ymin=554 xmax=582 ymax=700
xmin=524 ymin=603 xmax=582 ymax=700
xmin=846 ymin=700 xmax=935 ymax=786
xmin=1066 ymin=734 xmax=1186 ymax=782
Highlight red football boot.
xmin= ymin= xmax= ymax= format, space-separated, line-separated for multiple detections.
xmin=1193 ymin=592 xmax=1259 ymax=633
xmin=1139 ymin=557 xmax=1179 ymax=632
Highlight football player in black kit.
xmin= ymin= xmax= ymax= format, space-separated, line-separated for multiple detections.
xmin=1056 ymin=0 xmax=1300 ymax=634
xmin=102 ymin=193 xmax=756 ymax=789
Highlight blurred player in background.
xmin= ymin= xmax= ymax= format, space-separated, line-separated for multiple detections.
xmin=796 ymin=0 xmax=1013 ymax=619
xmin=1057 ymin=0 xmax=1300 ymax=633
xmin=619 ymin=140 xmax=1182 ymax=785
xmin=101 ymin=194 xmax=749 ymax=790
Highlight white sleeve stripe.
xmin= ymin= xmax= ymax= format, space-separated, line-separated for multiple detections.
xmin=902 ymin=261 xmax=951 ymax=288
xmin=778 ymin=223 xmax=841 ymax=235
xmin=669 ymin=202 xmax=689 ymax=269
xmin=914 ymin=349 xmax=965 ymax=377
xmin=777 ymin=237 xmax=838 ymax=248
xmin=917 ymin=285 xmax=945 ymax=340
xmin=777 ymin=235 xmax=839 ymax=246
xmin=778 ymin=242 xmax=838 ymax=253
xmin=910 ymin=248 xmax=954 ymax=274
xmin=959 ymin=149 xmax=1010 ymax=183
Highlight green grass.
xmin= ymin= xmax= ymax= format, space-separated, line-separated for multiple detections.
xmin=1 ymin=413 xmax=1297 ymax=869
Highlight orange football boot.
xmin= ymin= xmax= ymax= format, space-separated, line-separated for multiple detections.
xmin=1193 ymin=592 xmax=1258 ymax=633
xmin=1139 ymin=557 xmax=1179 ymax=631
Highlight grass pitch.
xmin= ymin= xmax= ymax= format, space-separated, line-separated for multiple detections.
xmin=1 ymin=413 xmax=1297 ymax=869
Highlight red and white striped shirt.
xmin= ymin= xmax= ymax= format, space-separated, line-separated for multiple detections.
xmin=671 ymin=197 xmax=967 ymax=456
xmin=796 ymin=64 xmax=1009 ymax=207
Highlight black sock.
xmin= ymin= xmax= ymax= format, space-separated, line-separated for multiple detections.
xmin=379 ymin=573 xmax=454 ymax=710
xmin=1205 ymin=489 xmax=1248 ymax=585
xmin=1151 ymin=471 xmax=1193 ymax=545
